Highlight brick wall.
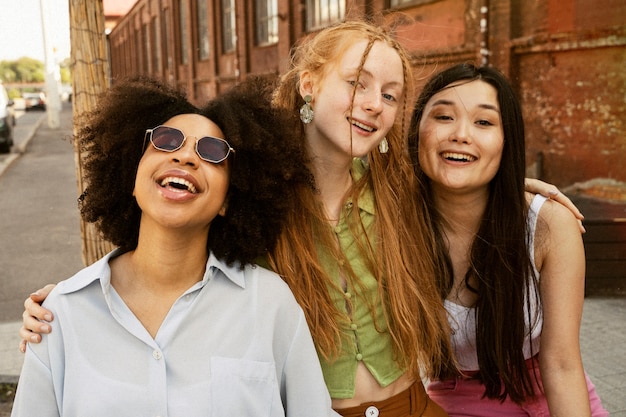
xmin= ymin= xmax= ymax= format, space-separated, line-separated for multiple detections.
xmin=107 ymin=0 xmax=626 ymax=188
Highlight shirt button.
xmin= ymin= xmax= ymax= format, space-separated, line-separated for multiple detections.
xmin=153 ymin=350 xmax=162 ymax=360
xmin=344 ymin=291 xmax=351 ymax=299
xmin=365 ymin=405 xmax=379 ymax=416
xmin=350 ymin=323 xmax=358 ymax=330
xmin=334 ymin=226 xmax=341 ymax=233
xmin=356 ymin=353 xmax=363 ymax=361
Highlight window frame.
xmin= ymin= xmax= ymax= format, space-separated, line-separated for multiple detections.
xmin=388 ymin=0 xmax=436 ymax=8
xmin=255 ymin=0 xmax=279 ymax=46
xmin=179 ymin=0 xmax=189 ymax=65
xmin=306 ymin=0 xmax=345 ymax=32
xmin=221 ymin=0 xmax=236 ymax=53
xmin=197 ymin=0 xmax=210 ymax=60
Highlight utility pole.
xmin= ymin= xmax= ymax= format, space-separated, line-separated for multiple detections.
xmin=40 ymin=0 xmax=61 ymax=128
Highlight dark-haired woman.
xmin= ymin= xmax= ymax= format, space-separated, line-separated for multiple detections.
xmin=409 ymin=63 xmax=607 ymax=416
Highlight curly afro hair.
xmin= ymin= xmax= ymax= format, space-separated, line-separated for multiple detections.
xmin=77 ymin=75 xmax=312 ymax=266
xmin=77 ymin=76 xmax=201 ymax=252
xmin=202 ymin=75 xmax=314 ymax=265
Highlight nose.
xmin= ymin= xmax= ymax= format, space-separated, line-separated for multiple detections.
xmin=450 ymin=121 xmax=471 ymax=144
xmin=172 ymin=136 xmax=200 ymax=167
xmin=361 ymin=90 xmax=383 ymax=114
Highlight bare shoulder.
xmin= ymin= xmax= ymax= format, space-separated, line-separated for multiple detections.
xmin=536 ymin=195 xmax=581 ymax=232
xmin=528 ymin=192 xmax=584 ymax=270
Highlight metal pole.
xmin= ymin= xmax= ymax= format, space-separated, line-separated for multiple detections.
xmin=40 ymin=0 xmax=61 ymax=128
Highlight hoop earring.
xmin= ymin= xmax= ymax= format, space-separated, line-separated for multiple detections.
xmin=378 ymin=137 xmax=389 ymax=154
xmin=299 ymin=95 xmax=314 ymax=124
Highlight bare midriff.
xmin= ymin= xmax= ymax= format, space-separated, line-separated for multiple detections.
xmin=331 ymin=363 xmax=414 ymax=408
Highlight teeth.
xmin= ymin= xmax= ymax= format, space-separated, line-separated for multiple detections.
xmin=160 ymin=177 xmax=197 ymax=193
xmin=442 ymin=152 xmax=476 ymax=162
xmin=351 ymin=119 xmax=374 ymax=132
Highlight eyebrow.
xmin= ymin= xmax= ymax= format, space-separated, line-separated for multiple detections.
xmin=355 ymin=67 xmax=404 ymax=89
xmin=431 ymin=99 xmax=500 ymax=113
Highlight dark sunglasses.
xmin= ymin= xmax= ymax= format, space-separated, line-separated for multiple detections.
xmin=144 ymin=125 xmax=235 ymax=164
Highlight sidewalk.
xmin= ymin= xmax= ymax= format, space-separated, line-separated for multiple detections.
xmin=0 ymin=109 xmax=624 ymax=415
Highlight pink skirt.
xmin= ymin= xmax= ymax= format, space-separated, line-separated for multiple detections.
xmin=427 ymin=357 xmax=608 ymax=417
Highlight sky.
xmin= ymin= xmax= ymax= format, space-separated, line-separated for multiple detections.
xmin=0 ymin=0 xmax=70 ymax=62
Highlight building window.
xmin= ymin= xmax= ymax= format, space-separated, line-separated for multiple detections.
xmin=306 ymin=0 xmax=345 ymax=31
xmin=163 ymin=10 xmax=172 ymax=71
xmin=143 ymin=23 xmax=151 ymax=74
xmin=179 ymin=0 xmax=189 ymax=64
xmin=135 ymin=32 xmax=142 ymax=72
xmin=256 ymin=0 xmax=278 ymax=46
xmin=152 ymin=17 xmax=161 ymax=73
xmin=389 ymin=0 xmax=431 ymax=7
xmin=197 ymin=0 xmax=209 ymax=60
xmin=221 ymin=0 xmax=236 ymax=53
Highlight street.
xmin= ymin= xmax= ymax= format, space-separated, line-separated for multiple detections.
xmin=0 ymin=101 xmax=83 ymax=323
xmin=0 ymin=102 xmax=85 ymax=416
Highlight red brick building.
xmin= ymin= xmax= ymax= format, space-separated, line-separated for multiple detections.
xmin=106 ymin=0 xmax=626 ymax=189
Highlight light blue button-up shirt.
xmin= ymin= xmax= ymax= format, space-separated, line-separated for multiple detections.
xmin=12 ymin=249 xmax=337 ymax=417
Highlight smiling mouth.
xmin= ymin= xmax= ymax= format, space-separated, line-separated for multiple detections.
xmin=349 ymin=118 xmax=376 ymax=133
xmin=160 ymin=177 xmax=197 ymax=193
xmin=441 ymin=152 xmax=476 ymax=162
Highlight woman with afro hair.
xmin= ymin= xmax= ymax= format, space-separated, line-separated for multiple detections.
xmin=11 ymin=75 xmax=336 ymax=417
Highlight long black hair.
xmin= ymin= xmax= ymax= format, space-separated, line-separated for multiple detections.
xmin=409 ymin=63 xmax=540 ymax=403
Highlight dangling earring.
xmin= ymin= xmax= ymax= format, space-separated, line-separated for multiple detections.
xmin=300 ymin=95 xmax=314 ymax=124
xmin=378 ymin=137 xmax=389 ymax=154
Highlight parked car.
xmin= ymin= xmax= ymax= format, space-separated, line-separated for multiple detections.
xmin=23 ymin=92 xmax=47 ymax=111
xmin=0 ymin=84 xmax=16 ymax=153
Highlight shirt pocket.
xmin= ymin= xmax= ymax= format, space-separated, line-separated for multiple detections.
xmin=210 ymin=356 xmax=279 ymax=417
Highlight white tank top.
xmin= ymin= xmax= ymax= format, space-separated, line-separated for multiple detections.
xmin=445 ymin=194 xmax=547 ymax=371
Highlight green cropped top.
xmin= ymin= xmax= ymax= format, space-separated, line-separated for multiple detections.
xmin=317 ymin=159 xmax=404 ymax=399
xmin=255 ymin=159 xmax=405 ymax=399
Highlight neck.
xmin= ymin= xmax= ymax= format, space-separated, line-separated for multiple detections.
xmin=309 ymin=155 xmax=354 ymax=223
xmin=432 ymin=185 xmax=489 ymax=238
xmin=432 ymin=185 xmax=489 ymax=305
xmin=304 ymin=131 xmax=357 ymax=222
xmin=120 ymin=219 xmax=210 ymax=293
xmin=109 ymin=222 xmax=210 ymax=338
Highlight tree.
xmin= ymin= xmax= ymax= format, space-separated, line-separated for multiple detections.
xmin=59 ymin=57 xmax=72 ymax=85
xmin=69 ymin=0 xmax=114 ymax=265
xmin=0 ymin=57 xmax=45 ymax=83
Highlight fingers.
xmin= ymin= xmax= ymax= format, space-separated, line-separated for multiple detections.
xmin=29 ymin=283 xmax=56 ymax=303
xmin=18 ymin=310 xmax=49 ymax=352
xmin=24 ymin=294 xmax=54 ymax=322
xmin=546 ymin=190 xmax=586 ymax=233
xmin=19 ymin=296 xmax=53 ymax=353
xmin=547 ymin=189 xmax=584 ymax=219
xmin=524 ymin=178 xmax=586 ymax=234
xmin=18 ymin=323 xmax=42 ymax=353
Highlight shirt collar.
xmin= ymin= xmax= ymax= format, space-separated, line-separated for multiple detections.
xmin=56 ymin=248 xmax=247 ymax=295
xmin=206 ymin=252 xmax=246 ymax=289
xmin=350 ymin=158 xmax=375 ymax=216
